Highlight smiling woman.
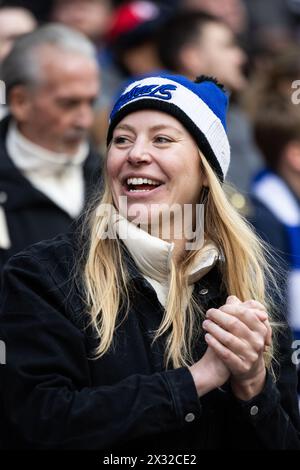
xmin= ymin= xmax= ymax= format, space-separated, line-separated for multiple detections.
xmin=107 ymin=110 xmax=206 ymax=229
xmin=0 ymin=73 xmax=299 ymax=451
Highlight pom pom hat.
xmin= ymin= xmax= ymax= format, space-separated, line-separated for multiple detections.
xmin=107 ymin=74 xmax=231 ymax=182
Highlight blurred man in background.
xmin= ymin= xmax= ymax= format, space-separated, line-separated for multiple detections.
xmin=250 ymin=97 xmax=300 ymax=340
xmin=157 ymin=10 xmax=247 ymax=93
xmin=249 ymin=94 xmax=300 ymax=399
xmin=49 ymin=0 xmax=115 ymax=151
xmin=0 ymin=24 xmax=101 ymax=270
xmin=157 ymin=10 xmax=262 ymax=200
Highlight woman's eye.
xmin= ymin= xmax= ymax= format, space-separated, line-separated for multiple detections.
xmin=113 ymin=136 xmax=131 ymax=145
xmin=154 ymin=136 xmax=172 ymax=144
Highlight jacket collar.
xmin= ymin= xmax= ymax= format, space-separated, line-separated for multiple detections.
xmin=122 ymin=242 xmax=226 ymax=311
xmin=112 ymin=211 xmax=220 ymax=286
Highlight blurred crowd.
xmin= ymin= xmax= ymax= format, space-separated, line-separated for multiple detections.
xmin=0 ymin=0 xmax=299 ymax=391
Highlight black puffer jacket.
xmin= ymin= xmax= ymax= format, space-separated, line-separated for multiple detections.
xmin=0 ymin=231 xmax=299 ymax=451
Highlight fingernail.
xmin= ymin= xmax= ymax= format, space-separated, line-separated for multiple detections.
xmin=205 ymin=333 xmax=211 ymax=341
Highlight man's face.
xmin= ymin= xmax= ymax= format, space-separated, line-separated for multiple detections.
xmin=194 ymin=22 xmax=247 ymax=92
xmin=13 ymin=46 xmax=100 ymax=154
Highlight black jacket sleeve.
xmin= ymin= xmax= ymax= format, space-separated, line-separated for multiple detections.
xmin=0 ymin=253 xmax=201 ymax=450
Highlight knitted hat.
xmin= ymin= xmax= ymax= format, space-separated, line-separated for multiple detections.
xmin=107 ymin=73 xmax=230 ymax=182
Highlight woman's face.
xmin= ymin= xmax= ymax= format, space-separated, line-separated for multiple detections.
xmin=107 ymin=110 xmax=207 ymax=228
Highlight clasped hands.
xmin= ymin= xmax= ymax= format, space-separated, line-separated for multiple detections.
xmin=189 ymin=295 xmax=272 ymax=401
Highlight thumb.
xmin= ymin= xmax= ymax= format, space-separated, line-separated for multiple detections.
xmin=226 ymin=295 xmax=242 ymax=305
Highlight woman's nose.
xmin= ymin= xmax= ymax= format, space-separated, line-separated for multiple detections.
xmin=127 ymin=141 xmax=152 ymax=165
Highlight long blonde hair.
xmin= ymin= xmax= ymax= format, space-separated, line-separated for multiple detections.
xmin=82 ymin=152 xmax=281 ymax=371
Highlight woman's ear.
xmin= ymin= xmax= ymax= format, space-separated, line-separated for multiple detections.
xmin=8 ymin=85 xmax=32 ymax=123
xmin=199 ymin=156 xmax=209 ymax=187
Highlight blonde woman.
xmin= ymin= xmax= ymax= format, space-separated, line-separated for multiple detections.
xmin=0 ymin=74 xmax=299 ymax=451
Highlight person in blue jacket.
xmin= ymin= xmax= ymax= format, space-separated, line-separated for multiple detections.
xmin=249 ymin=93 xmax=300 ymax=400
xmin=250 ymin=94 xmax=300 ymax=341
xmin=0 ymin=74 xmax=299 ymax=451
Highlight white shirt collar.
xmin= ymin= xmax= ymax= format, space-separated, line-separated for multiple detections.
xmin=6 ymin=120 xmax=89 ymax=218
xmin=6 ymin=120 xmax=89 ymax=177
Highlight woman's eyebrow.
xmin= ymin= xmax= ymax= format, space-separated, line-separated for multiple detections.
xmin=150 ymin=125 xmax=183 ymax=134
xmin=115 ymin=124 xmax=135 ymax=132
xmin=114 ymin=124 xmax=184 ymax=134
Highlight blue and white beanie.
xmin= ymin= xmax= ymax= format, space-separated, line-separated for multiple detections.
xmin=107 ymin=73 xmax=230 ymax=182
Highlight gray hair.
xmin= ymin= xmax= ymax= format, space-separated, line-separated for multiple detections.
xmin=0 ymin=23 xmax=98 ymax=98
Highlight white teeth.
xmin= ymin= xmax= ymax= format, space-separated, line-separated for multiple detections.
xmin=126 ymin=177 xmax=161 ymax=186
xmin=129 ymin=189 xmax=150 ymax=192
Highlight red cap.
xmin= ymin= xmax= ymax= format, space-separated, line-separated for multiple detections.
xmin=107 ymin=1 xmax=161 ymax=44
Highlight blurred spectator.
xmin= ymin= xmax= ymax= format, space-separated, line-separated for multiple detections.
xmin=157 ymin=10 xmax=246 ymax=92
xmin=107 ymin=1 xmax=168 ymax=79
xmin=244 ymin=47 xmax=300 ymax=118
xmin=249 ymin=96 xmax=300 ymax=399
xmin=51 ymin=0 xmax=113 ymax=44
xmin=0 ymin=6 xmax=37 ymax=120
xmin=183 ymin=0 xmax=248 ymax=35
xmin=0 ymin=24 xmax=101 ymax=271
xmin=49 ymin=0 xmax=115 ymax=150
xmin=0 ymin=0 xmax=52 ymax=22
xmin=0 ymin=6 xmax=37 ymax=62
xmin=244 ymin=0 xmax=294 ymax=51
xmin=157 ymin=10 xmax=262 ymax=199
xmin=92 ymin=0 xmax=170 ymax=149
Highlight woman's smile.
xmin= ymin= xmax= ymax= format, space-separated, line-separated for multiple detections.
xmin=122 ymin=175 xmax=164 ymax=194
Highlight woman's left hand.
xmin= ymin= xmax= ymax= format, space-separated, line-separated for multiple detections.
xmin=202 ymin=295 xmax=272 ymax=400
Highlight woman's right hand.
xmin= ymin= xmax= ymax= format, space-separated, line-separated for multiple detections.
xmin=189 ymin=295 xmax=271 ymax=398
xmin=189 ymin=345 xmax=230 ymax=397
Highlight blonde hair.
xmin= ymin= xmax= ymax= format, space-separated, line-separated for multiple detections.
xmin=82 ymin=153 xmax=281 ymax=371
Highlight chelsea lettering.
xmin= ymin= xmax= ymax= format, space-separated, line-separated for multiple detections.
xmin=113 ymin=83 xmax=177 ymax=112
